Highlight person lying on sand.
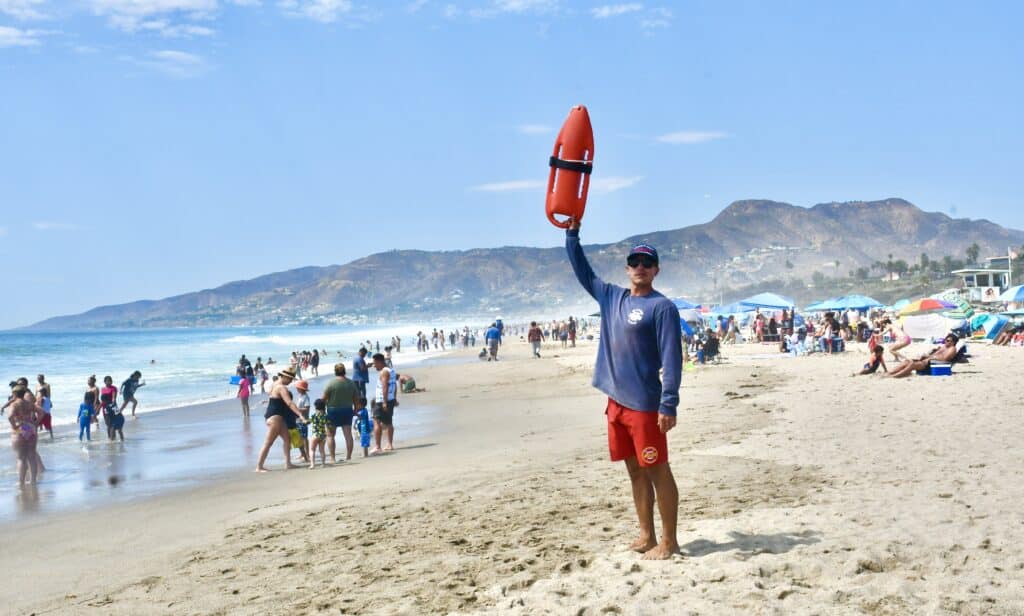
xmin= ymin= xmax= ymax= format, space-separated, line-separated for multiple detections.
xmin=886 ymin=334 xmax=959 ymax=379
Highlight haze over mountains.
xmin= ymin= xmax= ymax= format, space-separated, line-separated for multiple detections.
xmin=29 ymin=199 xmax=1024 ymax=329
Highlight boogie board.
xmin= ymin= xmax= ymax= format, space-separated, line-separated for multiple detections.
xmin=545 ymin=105 xmax=594 ymax=228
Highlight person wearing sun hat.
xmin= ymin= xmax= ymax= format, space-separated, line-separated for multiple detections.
xmin=565 ymin=217 xmax=682 ymax=561
xmin=255 ymin=367 xmax=306 ymax=472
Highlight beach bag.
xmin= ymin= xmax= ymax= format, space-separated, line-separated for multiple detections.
xmin=289 ymin=428 xmax=303 ymax=448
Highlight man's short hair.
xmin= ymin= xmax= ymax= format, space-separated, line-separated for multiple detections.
xmin=372 ymin=353 xmax=385 ymax=362
xmin=334 ymin=363 xmax=346 ymax=376
xmin=358 ymin=347 xmax=367 ymax=355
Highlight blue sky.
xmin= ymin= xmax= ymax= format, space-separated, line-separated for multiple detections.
xmin=1 ymin=1 xmax=1022 ymax=328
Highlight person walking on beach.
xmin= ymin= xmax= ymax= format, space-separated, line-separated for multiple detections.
xmin=35 ymin=374 xmax=53 ymax=439
xmin=528 ymin=322 xmax=543 ymax=358
xmin=485 ymin=323 xmax=501 ymax=361
xmin=255 ymin=367 xmax=306 ymax=472
xmin=565 ymin=218 xmax=683 ymax=560
xmin=371 ymin=353 xmax=398 ymax=453
xmin=238 ymin=372 xmax=252 ymax=417
xmin=322 ymin=363 xmax=358 ymax=463
xmin=78 ymin=392 xmax=95 ymax=441
xmin=118 ymin=371 xmax=145 ymax=418
xmin=7 ymin=385 xmax=42 ymax=487
xmin=85 ymin=375 xmax=101 ymax=429
xmin=310 ymin=349 xmax=320 ymax=377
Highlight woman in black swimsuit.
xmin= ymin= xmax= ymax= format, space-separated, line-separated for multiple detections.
xmin=255 ymin=368 xmax=305 ymax=472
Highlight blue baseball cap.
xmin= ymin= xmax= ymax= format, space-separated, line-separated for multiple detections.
xmin=627 ymin=243 xmax=659 ymax=264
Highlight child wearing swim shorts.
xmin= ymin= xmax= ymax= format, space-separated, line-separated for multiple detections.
xmin=79 ymin=391 xmax=95 ymax=441
xmin=355 ymin=398 xmax=372 ymax=458
xmin=308 ymin=398 xmax=329 ymax=468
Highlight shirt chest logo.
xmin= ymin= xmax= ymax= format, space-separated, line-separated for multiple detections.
xmin=627 ymin=308 xmax=645 ymax=324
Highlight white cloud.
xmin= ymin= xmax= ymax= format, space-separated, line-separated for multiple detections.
xmin=640 ymin=6 xmax=671 ymax=30
xmin=32 ymin=221 xmax=78 ymax=231
xmin=517 ymin=123 xmax=551 ymax=135
xmin=129 ymin=49 xmax=209 ymax=77
xmin=90 ymin=0 xmax=218 ymax=32
xmin=406 ymin=0 xmax=427 ymax=12
xmin=591 ymin=175 xmax=641 ymax=193
xmin=470 ymin=179 xmax=545 ymax=192
xmin=468 ymin=0 xmax=561 ymax=18
xmin=591 ymin=3 xmax=642 ymax=19
xmin=278 ymin=0 xmax=352 ymax=23
xmin=0 ymin=0 xmax=47 ymax=20
xmin=442 ymin=3 xmax=458 ymax=18
xmin=0 ymin=24 xmax=44 ymax=46
xmin=72 ymin=44 xmax=100 ymax=53
xmin=656 ymin=130 xmax=728 ymax=144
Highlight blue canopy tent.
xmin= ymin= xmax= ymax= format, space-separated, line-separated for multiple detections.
xmin=738 ymin=292 xmax=795 ymax=309
xmin=709 ymin=301 xmax=757 ymax=315
xmin=671 ymin=298 xmax=700 ymax=310
xmin=831 ymin=294 xmax=884 ymax=311
xmin=803 ymin=300 xmax=832 ymax=312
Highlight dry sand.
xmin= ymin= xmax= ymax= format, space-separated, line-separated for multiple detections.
xmin=3 ymin=337 xmax=1024 ymax=615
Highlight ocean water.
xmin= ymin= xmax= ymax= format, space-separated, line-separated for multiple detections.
xmin=0 ymin=324 xmax=454 ymax=432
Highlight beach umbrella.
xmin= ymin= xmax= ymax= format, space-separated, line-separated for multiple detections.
xmin=803 ymin=300 xmax=830 ymax=312
xmin=678 ymin=308 xmax=702 ymax=323
xmin=672 ymin=298 xmax=700 ymax=309
xmin=969 ymin=313 xmax=992 ymax=330
xmin=738 ymin=292 xmax=795 ymax=309
xmin=680 ymin=320 xmax=694 ymax=336
xmin=832 ymin=294 xmax=883 ymax=310
xmin=997 ymin=285 xmax=1024 ymax=302
xmin=942 ymin=297 xmax=975 ymax=320
xmin=1001 ymin=308 xmax=1024 ymax=318
xmin=899 ymin=298 xmax=957 ymax=316
xmin=891 ymin=298 xmax=911 ymax=311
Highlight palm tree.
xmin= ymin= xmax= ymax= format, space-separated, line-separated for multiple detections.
xmin=966 ymin=243 xmax=980 ymax=265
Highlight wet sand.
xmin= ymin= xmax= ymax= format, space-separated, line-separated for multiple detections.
xmin=4 ymin=338 xmax=1024 ymax=614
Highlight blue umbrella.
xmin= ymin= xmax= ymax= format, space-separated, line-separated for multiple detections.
xmin=997 ymin=285 xmax=1024 ymax=302
xmin=831 ymin=294 xmax=884 ymax=310
xmin=892 ymin=298 xmax=911 ymax=311
xmin=739 ymin=292 xmax=795 ymax=309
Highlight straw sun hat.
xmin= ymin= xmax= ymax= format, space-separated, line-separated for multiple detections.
xmin=278 ymin=367 xmax=297 ymax=380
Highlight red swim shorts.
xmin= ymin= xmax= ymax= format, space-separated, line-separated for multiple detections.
xmin=606 ymin=398 xmax=668 ymax=467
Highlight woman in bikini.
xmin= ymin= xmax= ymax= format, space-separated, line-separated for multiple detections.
xmin=7 ymin=385 xmax=42 ymax=487
xmin=885 ymin=319 xmax=912 ymax=362
xmin=255 ymin=367 xmax=306 ymax=472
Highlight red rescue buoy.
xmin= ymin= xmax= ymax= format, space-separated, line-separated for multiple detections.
xmin=545 ymin=105 xmax=594 ymax=229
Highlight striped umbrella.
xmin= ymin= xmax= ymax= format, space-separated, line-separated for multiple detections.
xmin=899 ymin=298 xmax=957 ymax=316
xmin=998 ymin=285 xmax=1024 ymax=302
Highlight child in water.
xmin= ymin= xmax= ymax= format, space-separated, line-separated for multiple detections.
xmin=100 ymin=375 xmax=125 ymax=441
xmin=308 ymin=398 xmax=329 ymax=468
xmin=354 ymin=397 xmax=372 ymax=458
xmin=79 ymin=391 xmax=95 ymax=441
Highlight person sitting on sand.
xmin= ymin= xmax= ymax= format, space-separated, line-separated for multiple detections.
xmin=854 ymin=345 xmax=887 ymax=376
xmin=399 ymin=374 xmax=424 ymax=394
xmin=886 ymin=334 xmax=959 ymax=378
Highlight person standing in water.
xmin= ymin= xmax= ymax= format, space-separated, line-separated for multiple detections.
xmin=565 ymin=218 xmax=682 ymax=560
xmin=7 ymin=385 xmax=42 ymax=487
xmin=35 ymin=374 xmax=53 ymax=439
xmin=238 ymin=371 xmax=252 ymax=417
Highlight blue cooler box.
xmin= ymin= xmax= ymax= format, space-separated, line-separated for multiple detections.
xmin=930 ymin=363 xmax=952 ymax=376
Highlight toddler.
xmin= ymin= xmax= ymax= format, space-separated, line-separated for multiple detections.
xmin=308 ymin=398 xmax=329 ymax=468
xmin=354 ymin=398 xmax=372 ymax=458
xmin=78 ymin=391 xmax=95 ymax=441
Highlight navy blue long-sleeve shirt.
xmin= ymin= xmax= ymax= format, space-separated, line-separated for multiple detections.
xmin=566 ymin=229 xmax=682 ymax=416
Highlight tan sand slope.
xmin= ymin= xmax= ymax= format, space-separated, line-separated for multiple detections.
xmin=3 ymin=340 xmax=1024 ymax=614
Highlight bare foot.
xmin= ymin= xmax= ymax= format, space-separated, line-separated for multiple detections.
xmin=285 ymin=463 xmax=301 ymax=470
xmin=369 ymin=447 xmax=381 ymax=455
xmin=383 ymin=444 xmax=394 ymax=452
xmin=642 ymin=542 xmax=680 ymax=560
xmin=254 ymin=467 xmax=269 ymax=473
xmin=629 ymin=537 xmax=657 ymax=553
xmin=308 ymin=464 xmax=316 ymax=470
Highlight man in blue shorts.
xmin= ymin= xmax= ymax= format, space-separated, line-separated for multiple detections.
xmin=566 ymin=218 xmax=682 ymax=560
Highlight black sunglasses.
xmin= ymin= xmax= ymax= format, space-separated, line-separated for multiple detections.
xmin=627 ymin=255 xmax=657 ymax=268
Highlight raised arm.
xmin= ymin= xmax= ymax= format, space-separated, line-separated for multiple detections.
xmin=565 ymin=219 xmax=610 ymax=300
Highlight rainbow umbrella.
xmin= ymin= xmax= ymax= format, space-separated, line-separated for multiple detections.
xmin=899 ymin=298 xmax=957 ymax=316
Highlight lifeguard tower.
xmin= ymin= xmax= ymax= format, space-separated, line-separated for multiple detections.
xmin=952 ymin=253 xmax=1013 ymax=304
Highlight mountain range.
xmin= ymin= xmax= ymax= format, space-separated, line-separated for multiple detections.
xmin=29 ymin=198 xmax=1024 ymax=329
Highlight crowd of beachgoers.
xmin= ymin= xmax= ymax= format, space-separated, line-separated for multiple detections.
xmin=2 ymin=316 xmax=593 ymax=489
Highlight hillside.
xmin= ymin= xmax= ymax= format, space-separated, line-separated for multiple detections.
xmin=30 ymin=198 xmax=1024 ymax=329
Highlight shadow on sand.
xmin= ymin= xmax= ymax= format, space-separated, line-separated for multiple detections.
xmin=682 ymin=530 xmax=821 ymax=558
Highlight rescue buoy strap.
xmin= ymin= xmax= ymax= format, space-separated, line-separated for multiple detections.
xmin=549 ymin=156 xmax=593 ymax=174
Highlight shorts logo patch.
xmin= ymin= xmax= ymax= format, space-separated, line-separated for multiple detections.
xmin=640 ymin=446 xmax=658 ymax=464
xmin=627 ymin=309 xmax=644 ymax=324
